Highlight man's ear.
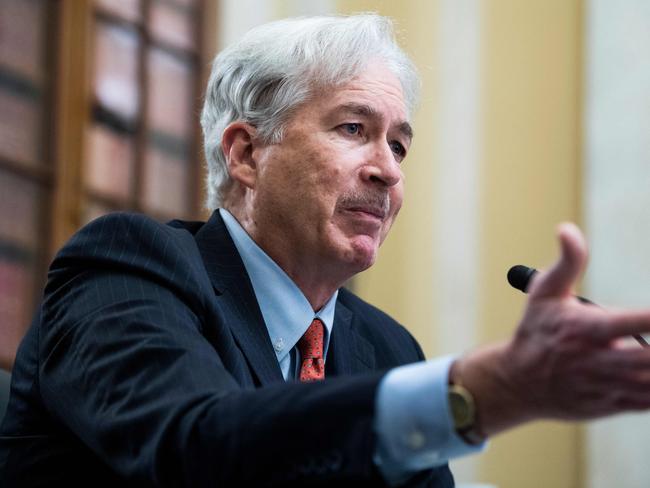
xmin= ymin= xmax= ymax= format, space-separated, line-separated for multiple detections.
xmin=221 ymin=122 xmax=258 ymax=190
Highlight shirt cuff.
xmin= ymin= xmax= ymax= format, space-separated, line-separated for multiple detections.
xmin=373 ymin=355 xmax=486 ymax=485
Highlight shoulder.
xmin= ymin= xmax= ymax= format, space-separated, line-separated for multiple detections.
xmin=337 ymin=287 xmax=426 ymax=363
xmin=57 ymin=212 xmax=200 ymax=261
xmin=337 ymin=287 xmax=399 ymax=326
xmin=53 ymin=212 xmax=205 ymax=267
xmin=47 ymin=212 xmax=211 ymax=300
xmin=39 ymin=212 xmax=215 ymax=344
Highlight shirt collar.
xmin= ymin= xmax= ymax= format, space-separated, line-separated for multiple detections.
xmin=219 ymin=209 xmax=337 ymax=364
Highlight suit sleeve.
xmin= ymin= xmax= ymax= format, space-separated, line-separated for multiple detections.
xmin=38 ymin=214 xmax=388 ymax=487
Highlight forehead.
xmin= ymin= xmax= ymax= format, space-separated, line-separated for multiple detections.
xmin=309 ymin=62 xmax=410 ymax=126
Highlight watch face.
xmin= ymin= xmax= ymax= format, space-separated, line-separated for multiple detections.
xmin=449 ymin=387 xmax=474 ymax=429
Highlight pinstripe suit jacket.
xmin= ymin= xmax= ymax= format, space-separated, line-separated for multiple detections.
xmin=0 ymin=211 xmax=454 ymax=487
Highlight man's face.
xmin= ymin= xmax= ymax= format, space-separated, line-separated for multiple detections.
xmin=249 ymin=61 xmax=411 ymax=278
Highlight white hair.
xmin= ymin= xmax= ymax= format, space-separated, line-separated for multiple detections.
xmin=200 ymin=13 xmax=420 ymax=209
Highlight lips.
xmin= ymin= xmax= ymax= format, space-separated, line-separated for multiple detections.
xmin=345 ymin=205 xmax=387 ymax=220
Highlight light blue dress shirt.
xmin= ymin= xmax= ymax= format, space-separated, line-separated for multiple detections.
xmin=219 ymin=209 xmax=337 ymax=378
xmin=219 ymin=209 xmax=484 ymax=484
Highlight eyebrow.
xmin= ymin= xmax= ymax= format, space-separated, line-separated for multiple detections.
xmin=337 ymin=102 xmax=414 ymax=141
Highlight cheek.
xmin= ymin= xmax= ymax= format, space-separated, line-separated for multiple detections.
xmin=259 ymin=136 xmax=352 ymax=217
xmin=390 ymin=182 xmax=404 ymax=214
xmin=259 ymin=148 xmax=313 ymax=196
xmin=299 ymin=149 xmax=347 ymax=204
xmin=379 ymin=186 xmax=404 ymax=240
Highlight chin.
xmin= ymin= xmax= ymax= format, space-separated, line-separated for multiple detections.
xmin=344 ymin=235 xmax=380 ymax=273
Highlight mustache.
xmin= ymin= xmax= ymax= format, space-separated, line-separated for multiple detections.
xmin=337 ymin=190 xmax=390 ymax=217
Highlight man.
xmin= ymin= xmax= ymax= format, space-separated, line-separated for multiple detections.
xmin=3 ymin=14 xmax=650 ymax=487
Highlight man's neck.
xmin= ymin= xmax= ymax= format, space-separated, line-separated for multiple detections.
xmin=223 ymin=205 xmax=349 ymax=311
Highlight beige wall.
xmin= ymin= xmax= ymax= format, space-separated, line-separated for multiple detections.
xmin=477 ymin=3 xmax=583 ymax=488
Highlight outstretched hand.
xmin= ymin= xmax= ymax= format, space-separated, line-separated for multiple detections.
xmin=456 ymin=223 xmax=650 ymax=437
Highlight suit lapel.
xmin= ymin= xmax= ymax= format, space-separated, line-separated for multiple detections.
xmin=193 ymin=211 xmax=377 ymax=383
xmin=194 ymin=211 xmax=284 ymax=386
xmin=326 ymin=299 xmax=376 ymax=376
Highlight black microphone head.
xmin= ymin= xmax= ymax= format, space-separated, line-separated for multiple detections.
xmin=507 ymin=265 xmax=537 ymax=293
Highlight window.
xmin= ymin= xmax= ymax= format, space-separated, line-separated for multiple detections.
xmin=85 ymin=0 xmax=207 ymax=222
xmin=0 ymin=0 xmax=54 ymax=369
xmin=0 ymin=0 xmax=216 ymax=370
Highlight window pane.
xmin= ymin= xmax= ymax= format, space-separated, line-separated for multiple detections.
xmin=147 ymin=48 xmax=193 ymax=139
xmin=82 ymin=200 xmax=116 ymax=225
xmin=171 ymin=0 xmax=198 ymax=8
xmin=93 ymin=22 xmax=140 ymax=121
xmin=142 ymin=147 xmax=189 ymax=216
xmin=0 ymin=0 xmax=45 ymax=85
xmin=85 ymin=124 xmax=134 ymax=200
xmin=0 ymin=170 xmax=42 ymax=248
xmin=0 ymin=257 xmax=34 ymax=369
xmin=149 ymin=1 xmax=196 ymax=52
xmin=94 ymin=0 xmax=142 ymax=23
xmin=0 ymin=89 xmax=41 ymax=166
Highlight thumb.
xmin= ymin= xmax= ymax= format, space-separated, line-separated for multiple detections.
xmin=528 ymin=223 xmax=588 ymax=300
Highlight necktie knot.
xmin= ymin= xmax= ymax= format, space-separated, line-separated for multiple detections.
xmin=298 ymin=319 xmax=324 ymax=382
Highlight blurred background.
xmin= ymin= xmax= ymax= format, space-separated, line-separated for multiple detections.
xmin=0 ymin=0 xmax=648 ymax=487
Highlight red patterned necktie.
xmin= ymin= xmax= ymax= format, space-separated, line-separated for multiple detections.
xmin=298 ymin=319 xmax=325 ymax=382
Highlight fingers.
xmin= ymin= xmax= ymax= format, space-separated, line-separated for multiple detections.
xmin=591 ymin=347 xmax=650 ymax=377
xmin=528 ymin=222 xmax=588 ymax=300
xmin=548 ymin=302 xmax=650 ymax=344
xmin=583 ymin=351 xmax=650 ymax=413
xmin=591 ymin=308 xmax=650 ymax=343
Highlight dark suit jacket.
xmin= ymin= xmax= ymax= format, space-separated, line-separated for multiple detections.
xmin=0 ymin=211 xmax=454 ymax=487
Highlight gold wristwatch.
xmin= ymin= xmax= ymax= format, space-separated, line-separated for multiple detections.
xmin=448 ymin=380 xmax=484 ymax=445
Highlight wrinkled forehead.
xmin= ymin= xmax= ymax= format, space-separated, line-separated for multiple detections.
xmin=310 ymin=61 xmax=411 ymax=131
xmin=308 ymin=57 xmax=413 ymax=116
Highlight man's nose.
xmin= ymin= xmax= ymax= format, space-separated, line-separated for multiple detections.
xmin=360 ymin=142 xmax=402 ymax=187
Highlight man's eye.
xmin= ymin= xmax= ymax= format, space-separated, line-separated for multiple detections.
xmin=341 ymin=123 xmax=361 ymax=135
xmin=389 ymin=140 xmax=406 ymax=158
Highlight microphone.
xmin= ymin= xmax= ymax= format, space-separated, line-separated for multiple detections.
xmin=507 ymin=265 xmax=538 ymax=293
xmin=507 ymin=264 xmax=648 ymax=346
